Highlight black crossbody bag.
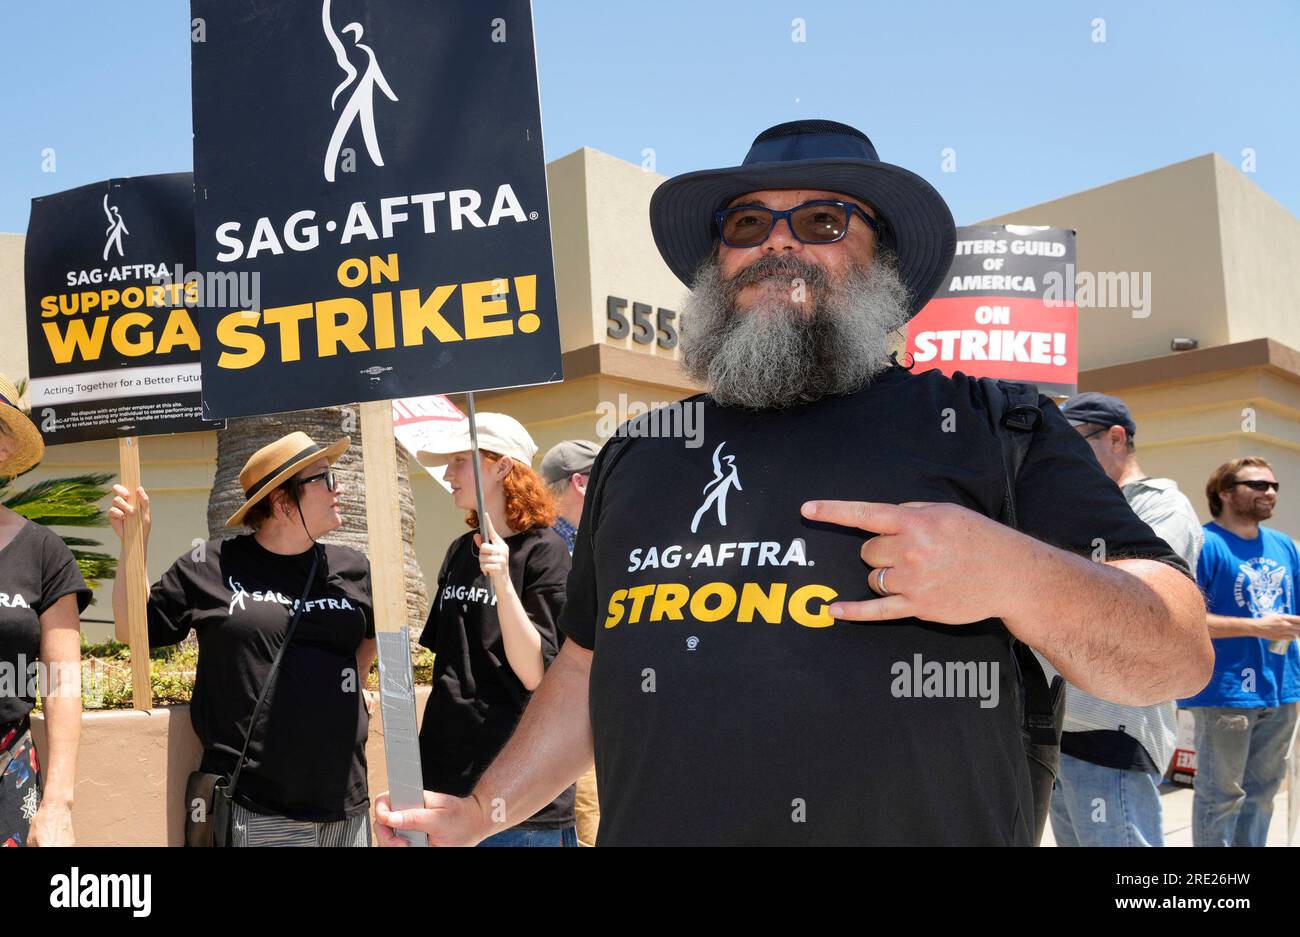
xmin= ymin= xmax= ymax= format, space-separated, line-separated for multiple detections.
xmin=184 ymin=545 xmax=321 ymax=847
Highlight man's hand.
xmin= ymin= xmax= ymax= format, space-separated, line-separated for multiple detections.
xmin=374 ymin=789 xmax=489 ymax=847
xmin=801 ymin=499 xmax=1025 ymax=624
xmin=1250 ymin=614 xmax=1300 ymax=640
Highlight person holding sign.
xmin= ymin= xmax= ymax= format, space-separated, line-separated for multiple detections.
xmin=375 ymin=120 xmax=1210 ymax=847
xmin=0 ymin=375 xmax=90 ymax=847
xmin=108 ymin=432 xmax=377 ymax=847
xmin=412 ymin=413 xmax=575 ymax=847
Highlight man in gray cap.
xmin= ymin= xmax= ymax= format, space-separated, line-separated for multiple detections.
xmin=539 ymin=438 xmax=602 ymax=845
xmin=540 ymin=440 xmax=600 ymax=556
xmin=1049 ymin=392 xmax=1204 ymax=846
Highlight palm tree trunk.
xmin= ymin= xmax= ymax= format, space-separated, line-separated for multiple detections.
xmin=205 ymin=405 xmax=428 ymax=632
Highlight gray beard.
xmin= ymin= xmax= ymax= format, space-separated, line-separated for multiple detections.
xmin=679 ymin=252 xmax=912 ymax=410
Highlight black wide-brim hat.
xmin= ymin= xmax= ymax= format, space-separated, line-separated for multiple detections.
xmin=650 ymin=119 xmax=956 ymax=318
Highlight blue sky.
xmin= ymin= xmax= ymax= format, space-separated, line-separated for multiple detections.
xmin=1 ymin=0 xmax=1296 ymax=233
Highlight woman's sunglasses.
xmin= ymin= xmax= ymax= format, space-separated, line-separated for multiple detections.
xmin=714 ymin=199 xmax=879 ymax=249
xmin=297 ymin=470 xmax=337 ymax=492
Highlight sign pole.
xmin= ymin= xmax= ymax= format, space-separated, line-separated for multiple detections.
xmin=465 ymin=392 xmax=494 ymax=602
xmin=117 ymin=437 xmax=152 ymax=710
xmin=359 ymin=399 xmax=428 ymax=847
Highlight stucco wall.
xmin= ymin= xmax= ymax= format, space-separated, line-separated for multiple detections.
xmin=980 ymin=154 xmax=1233 ymax=370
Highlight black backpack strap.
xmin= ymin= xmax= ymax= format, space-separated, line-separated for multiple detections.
xmin=979 ymin=377 xmax=1065 ymax=843
xmin=980 ymin=376 xmax=1042 ymax=529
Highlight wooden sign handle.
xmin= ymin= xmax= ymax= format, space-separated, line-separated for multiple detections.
xmin=360 ymin=400 xmax=429 ymax=846
xmin=117 ymin=437 xmax=152 ymax=710
xmin=360 ymin=401 xmax=406 ymax=631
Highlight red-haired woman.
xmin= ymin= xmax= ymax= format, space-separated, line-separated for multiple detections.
xmin=414 ymin=413 xmax=575 ymax=846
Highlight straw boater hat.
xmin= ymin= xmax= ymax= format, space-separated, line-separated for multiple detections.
xmin=225 ymin=431 xmax=350 ymax=527
xmin=0 ymin=374 xmax=44 ymax=477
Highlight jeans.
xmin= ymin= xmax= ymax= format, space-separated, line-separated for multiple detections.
xmin=477 ymin=824 xmax=578 ymax=847
xmin=1191 ymin=703 xmax=1299 ymax=847
xmin=1049 ymin=752 xmax=1165 ymax=846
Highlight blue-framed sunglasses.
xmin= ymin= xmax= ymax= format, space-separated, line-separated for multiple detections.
xmin=296 ymin=469 xmax=337 ymax=492
xmin=714 ymin=198 xmax=880 ymax=249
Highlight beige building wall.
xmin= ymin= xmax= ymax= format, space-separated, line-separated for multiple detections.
xmin=1081 ymin=340 xmax=1300 ymax=538
xmin=1215 ymin=157 xmax=1300 ymax=349
xmin=580 ymin=148 xmax=688 ymax=362
xmin=980 ymin=154 xmax=1300 ymax=370
xmin=0 ymin=233 xmax=30 ymax=386
xmin=545 ymin=150 xmax=595 ymax=352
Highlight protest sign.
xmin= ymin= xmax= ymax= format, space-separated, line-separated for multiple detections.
xmin=392 ymin=394 xmax=465 ymax=494
xmin=24 ymin=173 xmax=223 ymax=445
xmin=189 ymin=0 xmax=563 ymax=420
xmin=25 ymin=173 xmax=227 ymax=706
xmin=191 ymin=0 xmax=561 ymax=840
xmin=905 ymin=225 xmax=1078 ymax=396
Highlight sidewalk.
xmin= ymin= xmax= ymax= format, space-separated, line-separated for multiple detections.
xmin=1041 ymin=784 xmax=1295 ymax=846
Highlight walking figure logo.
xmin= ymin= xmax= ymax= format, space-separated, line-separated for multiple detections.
xmin=691 ymin=441 xmax=742 ymax=533
xmin=227 ymin=576 xmax=249 ymax=614
xmin=322 ymin=0 xmax=398 ymax=183
xmin=102 ymin=194 xmax=128 ymax=261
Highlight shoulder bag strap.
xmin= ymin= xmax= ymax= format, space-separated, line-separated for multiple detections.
xmin=226 ymin=543 xmax=321 ymax=799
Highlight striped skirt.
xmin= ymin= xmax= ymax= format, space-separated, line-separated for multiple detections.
xmin=230 ymin=801 xmax=371 ymax=847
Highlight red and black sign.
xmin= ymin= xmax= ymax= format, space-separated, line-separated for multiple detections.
xmin=905 ymin=225 xmax=1077 ymax=396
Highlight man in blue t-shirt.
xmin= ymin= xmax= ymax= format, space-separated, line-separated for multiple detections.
xmin=1181 ymin=456 xmax=1300 ymax=847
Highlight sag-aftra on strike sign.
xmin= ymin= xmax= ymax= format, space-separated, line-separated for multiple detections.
xmin=190 ymin=0 xmax=562 ymax=419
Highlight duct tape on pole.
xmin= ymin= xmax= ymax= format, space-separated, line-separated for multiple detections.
xmin=360 ymin=400 xmax=428 ymax=847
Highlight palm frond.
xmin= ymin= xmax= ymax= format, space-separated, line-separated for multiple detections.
xmin=72 ymin=548 xmax=115 ymax=592
xmin=4 ymin=473 xmax=114 ymax=527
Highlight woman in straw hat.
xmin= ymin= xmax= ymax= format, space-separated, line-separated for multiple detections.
xmin=402 ymin=412 xmax=577 ymax=846
xmin=0 ymin=374 xmax=90 ymax=847
xmin=108 ymin=431 xmax=377 ymax=846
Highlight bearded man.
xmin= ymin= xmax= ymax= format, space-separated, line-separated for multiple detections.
xmin=377 ymin=119 xmax=1212 ymax=846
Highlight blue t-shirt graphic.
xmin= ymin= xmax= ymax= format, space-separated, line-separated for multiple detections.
xmin=1181 ymin=522 xmax=1300 ymax=708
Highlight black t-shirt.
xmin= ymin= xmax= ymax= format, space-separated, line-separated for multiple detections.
xmin=560 ymin=366 xmax=1188 ymax=846
xmin=0 ymin=521 xmax=91 ymax=724
xmin=148 ymin=535 xmax=375 ymax=821
xmin=418 ymin=525 xmax=574 ymax=827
